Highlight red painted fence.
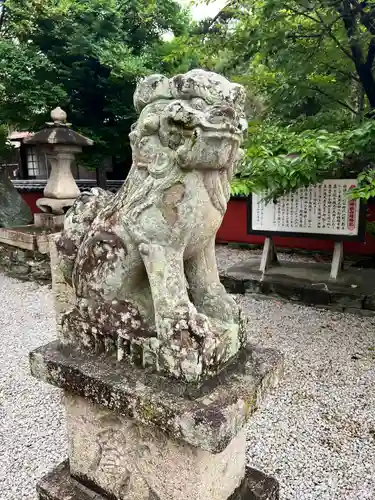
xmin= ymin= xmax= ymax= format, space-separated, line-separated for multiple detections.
xmin=21 ymin=192 xmax=375 ymax=255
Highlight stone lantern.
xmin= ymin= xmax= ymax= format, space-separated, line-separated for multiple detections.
xmin=24 ymin=107 xmax=93 ymax=229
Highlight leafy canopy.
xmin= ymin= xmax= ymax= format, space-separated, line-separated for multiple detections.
xmin=175 ymin=0 xmax=375 ymax=200
xmin=0 ymin=0 xmax=189 ymax=167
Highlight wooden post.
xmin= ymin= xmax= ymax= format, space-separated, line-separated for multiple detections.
xmin=260 ymin=237 xmax=278 ymax=274
xmin=96 ymin=167 xmax=107 ymax=190
xmin=330 ymin=241 xmax=344 ymax=280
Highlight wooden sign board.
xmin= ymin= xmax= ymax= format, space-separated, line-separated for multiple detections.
xmin=247 ymin=179 xmax=366 ymax=242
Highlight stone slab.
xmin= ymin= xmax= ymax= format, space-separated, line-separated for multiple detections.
xmin=222 ymin=258 xmax=373 ymax=313
xmin=37 ymin=461 xmax=279 ymax=500
xmin=30 ymin=340 xmax=283 ymax=454
xmin=0 ymin=226 xmax=36 ymax=250
xmin=0 ymin=225 xmax=56 ymax=255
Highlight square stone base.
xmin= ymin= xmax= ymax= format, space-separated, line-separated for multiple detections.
xmin=30 ymin=342 xmax=283 ymax=500
xmin=37 ymin=461 xmax=279 ymax=500
xmin=34 ymin=213 xmax=65 ymax=230
xmin=65 ymin=392 xmax=246 ymax=500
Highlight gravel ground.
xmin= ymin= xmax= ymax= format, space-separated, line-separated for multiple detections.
xmin=216 ymin=243 xmax=326 ymax=273
xmin=242 ymin=295 xmax=375 ymax=500
xmin=0 ymin=274 xmax=66 ymax=500
xmin=1 ymin=268 xmax=374 ymax=499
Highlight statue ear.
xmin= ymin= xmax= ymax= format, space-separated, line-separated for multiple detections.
xmin=134 ymin=75 xmax=172 ymax=113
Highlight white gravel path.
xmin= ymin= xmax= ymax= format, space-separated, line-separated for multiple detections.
xmin=216 ymin=244 xmax=319 ymax=273
xmin=242 ymin=296 xmax=375 ymax=500
xmin=0 ymin=274 xmax=66 ymax=500
xmin=0 ymin=271 xmax=374 ymax=499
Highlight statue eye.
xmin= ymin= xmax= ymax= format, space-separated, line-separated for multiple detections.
xmin=169 ymin=118 xmax=191 ymax=129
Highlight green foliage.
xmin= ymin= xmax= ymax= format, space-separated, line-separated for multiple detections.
xmin=0 ymin=0 xmax=189 ymax=167
xmin=0 ymin=125 xmax=15 ymax=163
xmin=350 ymin=170 xmax=375 ymax=200
xmin=181 ymin=1 xmax=375 ymax=202
xmin=0 ymin=39 xmax=67 ymax=129
xmin=189 ymin=0 xmax=375 ymax=121
xmin=233 ymin=119 xmax=375 ymax=200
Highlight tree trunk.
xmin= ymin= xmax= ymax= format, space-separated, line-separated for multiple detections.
xmin=356 ymin=63 xmax=375 ymax=111
xmin=340 ymin=1 xmax=375 ymax=111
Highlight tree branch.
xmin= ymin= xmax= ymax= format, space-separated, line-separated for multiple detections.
xmin=315 ymin=6 xmax=356 ymax=61
xmin=367 ymin=37 xmax=375 ymax=67
xmin=0 ymin=0 xmax=6 ymax=33
xmin=325 ymin=63 xmax=360 ymax=82
xmin=287 ymin=33 xmax=322 ymax=39
xmin=339 ymin=0 xmax=366 ymax=64
xmin=310 ymin=84 xmax=358 ymax=114
xmin=286 ymin=6 xmax=321 ymax=23
xmin=197 ymin=0 xmax=237 ymax=35
xmin=287 ymin=3 xmax=355 ymax=62
xmin=350 ymin=0 xmax=375 ymax=34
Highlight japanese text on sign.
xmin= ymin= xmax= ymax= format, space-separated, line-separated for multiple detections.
xmin=251 ymin=179 xmax=360 ymax=236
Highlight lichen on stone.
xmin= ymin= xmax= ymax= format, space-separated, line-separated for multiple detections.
xmin=55 ymin=69 xmax=248 ymax=383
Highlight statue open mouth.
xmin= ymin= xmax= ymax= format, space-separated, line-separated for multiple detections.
xmin=177 ymin=124 xmax=241 ymax=171
xmin=188 ymin=125 xmax=242 ymax=143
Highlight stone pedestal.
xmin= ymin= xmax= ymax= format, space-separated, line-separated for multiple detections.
xmin=34 ymin=212 xmax=65 ymax=231
xmin=30 ymin=340 xmax=282 ymax=500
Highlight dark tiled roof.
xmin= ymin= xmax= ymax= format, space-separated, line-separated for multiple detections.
xmin=23 ymin=127 xmax=93 ymax=147
xmin=12 ymin=179 xmax=124 ymax=193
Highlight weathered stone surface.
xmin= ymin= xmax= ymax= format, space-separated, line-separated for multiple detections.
xmin=0 ymin=242 xmax=50 ymax=282
xmin=36 ymin=196 xmax=78 ymax=215
xmin=49 ymin=233 xmax=75 ymax=335
xmin=66 ymin=392 xmax=246 ymax=500
xmin=54 ymin=70 xmax=248 ymax=383
xmin=0 ymin=226 xmax=36 ymax=250
xmin=363 ymin=293 xmax=375 ymax=311
xmin=229 ymin=468 xmax=279 ymax=500
xmin=37 ymin=461 xmax=104 ymax=500
xmin=36 ymin=461 xmax=279 ymax=500
xmin=0 ymin=225 xmax=51 ymax=254
xmin=36 ymin=232 xmax=52 ymax=254
xmin=30 ymin=340 xmax=283 ymax=454
xmin=25 ymin=107 xmax=94 ymax=147
xmin=329 ymin=290 xmax=364 ymax=309
xmin=0 ymin=167 xmax=33 ymax=227
xmin=34 ymin=213 xmax=65 ymax=230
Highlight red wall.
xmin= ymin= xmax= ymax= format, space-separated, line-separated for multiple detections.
xmin=22 ymin=192 xmax=43 ymax=214
xmin=22 ymin=191 xmax=375 ymax=255
xmin=217 ymin=198 xmax=375 ymax=255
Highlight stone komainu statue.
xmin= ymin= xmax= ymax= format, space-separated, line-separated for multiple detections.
xmin=56 ymin=69 xmax=248 ymax=382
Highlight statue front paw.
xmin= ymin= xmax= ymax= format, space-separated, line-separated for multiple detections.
xmin=197 ymin=286 xmax=240 ymax=324
xmin=158 ymin=302 xmax=211 ymax=341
